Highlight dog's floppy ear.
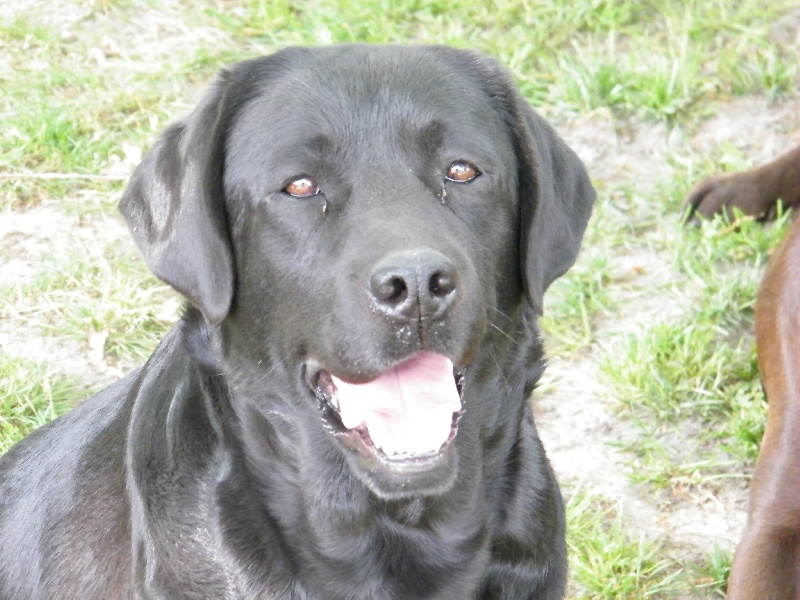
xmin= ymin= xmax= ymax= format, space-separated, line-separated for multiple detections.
xmin=119 ymin=72 xmax=235 ymax=325
xmin=514 ymin=101 xmax=595 ymax=315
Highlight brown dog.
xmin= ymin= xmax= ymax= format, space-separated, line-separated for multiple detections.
xmin=685 ymin=144 xmax=800 ymax=599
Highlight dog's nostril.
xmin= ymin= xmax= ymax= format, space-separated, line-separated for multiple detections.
xmin=429 ymin=271 xmax=455 ymax=298
xmin=384 ymin=276 xmax=409 ymax=305
xmin=372 ymin=273 xmax=410 ymax=306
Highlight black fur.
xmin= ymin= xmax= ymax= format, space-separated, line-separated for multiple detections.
xmin=0 ymin=45 xmax=594 ymax=599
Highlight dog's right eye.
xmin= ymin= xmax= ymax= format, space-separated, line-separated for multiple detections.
xmin=283 ymin=176 xmax=320 ymax=198
xmin=445 ymin=161 xmax=480 ymax=183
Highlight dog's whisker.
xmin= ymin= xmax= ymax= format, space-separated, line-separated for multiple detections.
xmin=488 ymin=321 xmax=515 ymax=343
xmin=488 ymin=305 xmax=513 ymax=322
xmin=487 ymin=348 xmax=510 ymax=391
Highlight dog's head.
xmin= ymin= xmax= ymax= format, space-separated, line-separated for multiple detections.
xmin=120 ymin=45 xmax=594 ymax=499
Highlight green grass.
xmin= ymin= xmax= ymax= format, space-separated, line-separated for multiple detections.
xmin=0 ymin=9 xmax=208 ymax=209
xmin=601 ymin=208 xmax=792 ymax=488
xmin=0 ymin=356 xmax=89 ymax=453
xmin=546 ymin=33 xmax=703 ymax=121
xmin=567 ymin=489 xmax=684 ymax=598
xmin=542 ymin=253 xmax=613 ymax=353
xmin=1 ymin=0 xmax=799 ymax=596
xmin=568 ymin=490 xmax=731 ymax=597
xmin=690 ymin=546 xmax=731 ymax=598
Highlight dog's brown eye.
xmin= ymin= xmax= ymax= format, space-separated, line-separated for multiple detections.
xmin=445 ymin=161 xmax=479 ymax=183
xmin=284 ymin=176 xmax=320 ymax=198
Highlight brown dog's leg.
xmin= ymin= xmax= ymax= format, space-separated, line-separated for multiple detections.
xmin=727 ymin=215 xmax=800 ymax=600
xmin=683 ymin=144 xmax=800 ymax=221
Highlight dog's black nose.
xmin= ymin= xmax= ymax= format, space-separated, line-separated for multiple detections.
xmin=369 ymin=250 xmax=458 ymax=320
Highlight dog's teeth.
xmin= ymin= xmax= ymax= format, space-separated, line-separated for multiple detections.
xmin=316 ymin=371 xmax=340 ymax=413
xmin=381 ymin=446 xmax=407 ymax=458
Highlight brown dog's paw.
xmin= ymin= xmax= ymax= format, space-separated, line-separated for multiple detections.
xmin=683 ymin=145 xmax=800 ymax=224
xmin=682 ymin=170 xmax=773 ymax=223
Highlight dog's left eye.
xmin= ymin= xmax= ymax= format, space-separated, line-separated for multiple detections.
xmin=445 ymin=161 xmax=480 ymax=183
xmin=283 ymin=176 xmax=321 ymax=198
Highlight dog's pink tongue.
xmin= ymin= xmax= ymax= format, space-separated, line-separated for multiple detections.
xmin=331 ymin=353 xmax=461 ymax=456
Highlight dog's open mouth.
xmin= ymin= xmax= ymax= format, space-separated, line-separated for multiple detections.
xmin=309 ymin=352 xmax=465 ymax=467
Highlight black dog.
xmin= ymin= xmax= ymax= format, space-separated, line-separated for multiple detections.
xmin=0 ymin=45 xmax=594 ymax=599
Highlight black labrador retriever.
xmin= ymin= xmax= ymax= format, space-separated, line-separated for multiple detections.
xmin=0 ymin=45 xmax=594 ymax=599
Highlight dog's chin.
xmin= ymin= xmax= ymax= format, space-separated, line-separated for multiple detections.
xmin=306 ymin=356 xmax=466 ymax=499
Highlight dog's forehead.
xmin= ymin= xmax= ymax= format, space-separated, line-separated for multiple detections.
xmin=230 ymin=46 xmax=509 ymax=154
